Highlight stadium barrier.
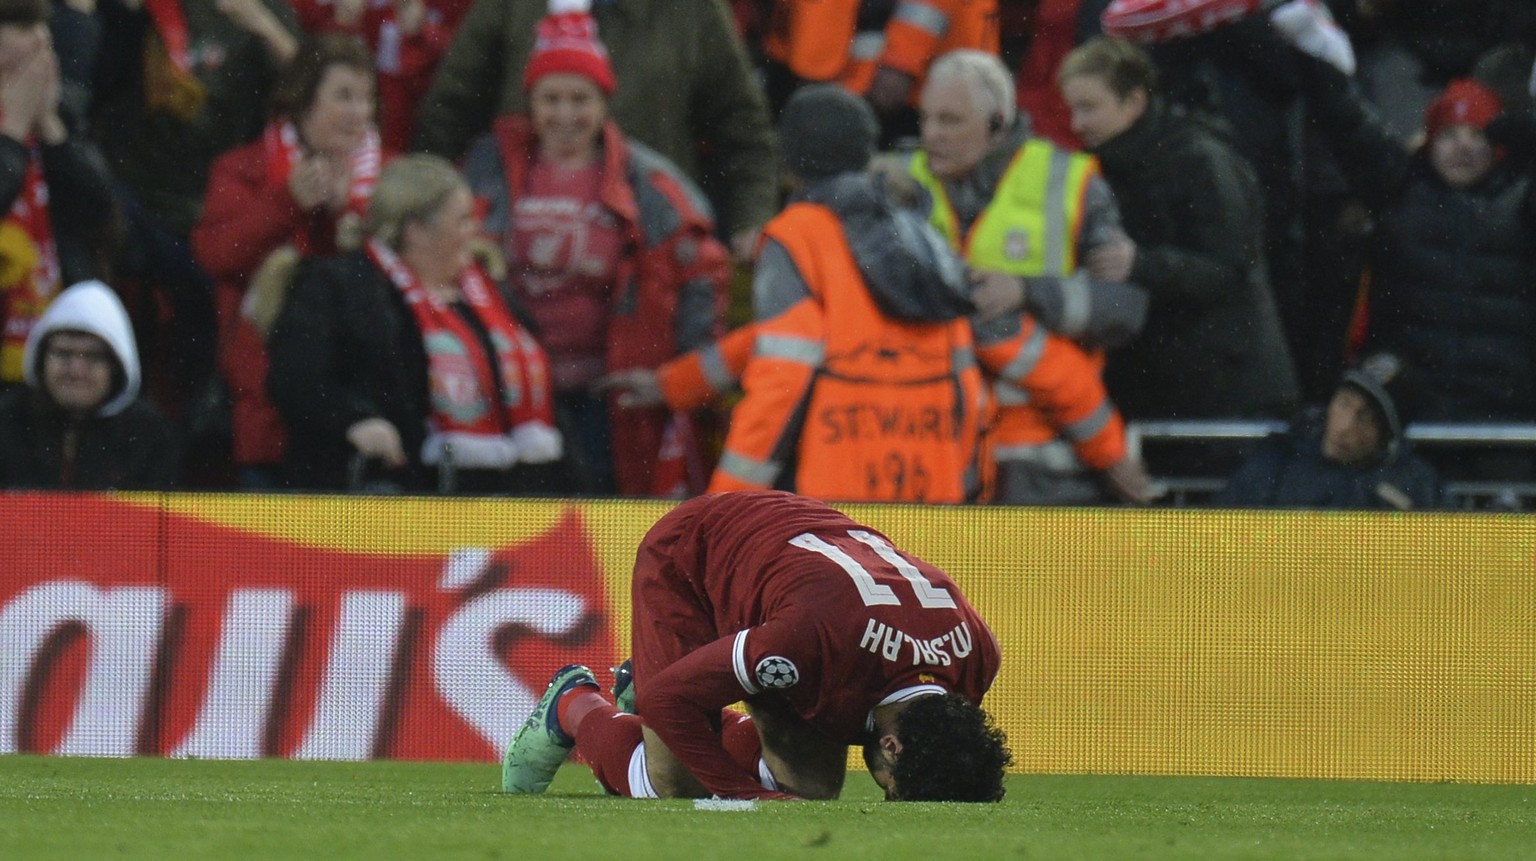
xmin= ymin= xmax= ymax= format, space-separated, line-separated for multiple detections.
xmin=1130 ymin=419 xmax=1536 ymax=508
xmin=1 ymin=492 xmax=1531 ymax=783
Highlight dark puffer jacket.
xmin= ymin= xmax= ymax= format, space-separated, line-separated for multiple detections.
xmin=1299 ymin=55 xmax=1536 ymax=421
xmin=1368 ymin=162 xmax=1536 ymax=420
xmin=1212 ymin=407 xmax=1441 ymax=510
xmin=1090 ymin=100 xmax=1300 ymax=419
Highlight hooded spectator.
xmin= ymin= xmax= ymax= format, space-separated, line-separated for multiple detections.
xmin=0 ymin=280 xmax=180 ymax=489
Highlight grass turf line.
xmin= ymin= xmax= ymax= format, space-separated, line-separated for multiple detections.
xmin=1 ymin=755 xmax=1532 ymax=860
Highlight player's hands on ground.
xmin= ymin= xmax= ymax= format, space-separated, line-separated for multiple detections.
xmin=594 ymin=368 xmax=663 ymax=408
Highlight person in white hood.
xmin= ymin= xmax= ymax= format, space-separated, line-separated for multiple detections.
xmin=0 ymin=280 xmax=179 ymax=488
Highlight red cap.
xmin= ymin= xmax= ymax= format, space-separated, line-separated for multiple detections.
xmin=1424 ymin=78 xmax=1502 ymax=143
xmin=523 ymin=11 xmax=616 ymax=95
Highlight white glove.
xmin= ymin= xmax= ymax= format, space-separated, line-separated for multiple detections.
xmin=511 ymin=421 xmax=564 ymax=465
xmin=1271 ymin=0 xmax=1355 ymax=76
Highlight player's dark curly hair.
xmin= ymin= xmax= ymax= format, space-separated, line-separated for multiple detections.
xmin=892 ymin=694 xmax=1012 ymax=802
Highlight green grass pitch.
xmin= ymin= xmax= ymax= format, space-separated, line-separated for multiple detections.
xmin=2 ymin=756 xmax=1532 ymax=860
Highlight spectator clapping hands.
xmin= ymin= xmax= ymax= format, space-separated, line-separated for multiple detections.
xmin=0 ymin=27 xmax=65 ymax=145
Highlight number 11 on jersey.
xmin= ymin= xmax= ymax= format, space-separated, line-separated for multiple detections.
xmin=788 ymin=531 xmax=957 ymax=609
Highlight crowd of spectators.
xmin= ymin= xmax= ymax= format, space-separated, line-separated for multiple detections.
xmin=0 ymin=0 xmax=1530 ymax=510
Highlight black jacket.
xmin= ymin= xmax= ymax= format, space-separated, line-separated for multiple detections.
xmin=266 ymin=252 xmax=435 ymax=491
xmin=1212 ymin=407 xmax=1441 ymax=510
xmin=1298 ymin=56 xmax=1536 ymax=421
xmin=1091 ymin=101 xmax=1300 ymax=419
xmin=0 ymin=387 xmax=179 ymax=490
xmin=266 ymin=251 xmax=558 ymax=493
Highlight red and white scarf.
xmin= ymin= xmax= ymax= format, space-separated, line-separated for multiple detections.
xmin=0 ymin=128 xmax=60 ymax=382
xmin=366 ymin=238 xmax=552 ymax=445
xmin=264 ymin=120 xmax=382 ymax=253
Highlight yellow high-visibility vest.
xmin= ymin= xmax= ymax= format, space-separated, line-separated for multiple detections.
xmin=908 ymin=139 xmax=1098 ymax=277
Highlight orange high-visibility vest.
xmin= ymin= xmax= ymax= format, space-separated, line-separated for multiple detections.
xmin=709 ymin=202 xmax=990 ymax=503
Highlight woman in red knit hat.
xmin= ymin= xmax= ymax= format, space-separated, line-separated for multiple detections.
xmin=462 ymin=0 xmax=730 ymax=498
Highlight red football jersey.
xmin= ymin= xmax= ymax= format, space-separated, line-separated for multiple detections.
xmin=631 ymin=491 xmax=1001 ymax=799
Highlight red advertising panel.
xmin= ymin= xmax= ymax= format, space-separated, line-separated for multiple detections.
xmin=1 ymin=494 xmax=620 ymax=762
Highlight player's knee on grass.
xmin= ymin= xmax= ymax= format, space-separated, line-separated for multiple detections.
xmin=639 ymin=727 xmax=710 ymax=798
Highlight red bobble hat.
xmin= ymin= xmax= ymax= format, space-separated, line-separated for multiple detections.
xmin=1423 ymin=78 xmax=1502 ymax=143
xmin=523 ymin=0 xmax=616 ymax=95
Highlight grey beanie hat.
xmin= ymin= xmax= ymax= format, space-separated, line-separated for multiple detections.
xmin=1338 ymin=352 xmax=1425 ymax=457
xmin=778 ymin=84 xmax=879 ymax=181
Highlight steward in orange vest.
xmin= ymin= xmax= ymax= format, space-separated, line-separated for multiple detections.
xmin=600 ymin=86 xmax=1151 ymax=504
xmin=714 ymin=175 xmax=990 ymax=501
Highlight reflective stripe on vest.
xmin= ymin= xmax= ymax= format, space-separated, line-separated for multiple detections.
xmin=893 ymin=0 xmax=950 ymax=38
xmin=909 ymin=140 xmax=1095 ymax=277
xmin=717 ymin=450 xmax=782 ymax=486
xmin=1061 ymin=400 xmax=1113 ymax=442
xmin=850 ymin=32 xmax=886 ymax=61
xmin=996 ymin=324 xmax=1048 ymax=381
xmin=952 ymin=344 xmax=978 ymax=373
xmin=699 ymin=343 xmax=736 ymax=395
xmin=755 ymin=333 xmax=826 ymax=366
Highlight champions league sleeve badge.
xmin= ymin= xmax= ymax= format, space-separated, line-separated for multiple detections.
xmin=754 ymin=655 xmax=800 ymax=689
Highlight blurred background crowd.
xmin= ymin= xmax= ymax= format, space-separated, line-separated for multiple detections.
xmin=1 ymin=0 xmax=1532 ymax=511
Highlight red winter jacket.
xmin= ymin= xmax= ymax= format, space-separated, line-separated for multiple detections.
xmin=472 ymin=116 xmax=730 ymax=496
xmin=191 ymin=139 xmax=367 ymax=468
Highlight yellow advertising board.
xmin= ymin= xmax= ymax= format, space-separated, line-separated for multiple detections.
xmin=9 ymin=494 xmax=1532 ymax=782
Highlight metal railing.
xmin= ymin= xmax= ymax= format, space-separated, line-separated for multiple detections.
xmin=1128 ymin=420 xmax=1536 ymax=509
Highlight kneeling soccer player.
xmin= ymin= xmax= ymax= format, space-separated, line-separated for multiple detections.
xmin=502 ymin=490 xmax=1012 ymax=801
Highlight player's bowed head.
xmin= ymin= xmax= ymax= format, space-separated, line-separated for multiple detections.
xmin=862 ymin=693 xmax=1012 ymax=802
